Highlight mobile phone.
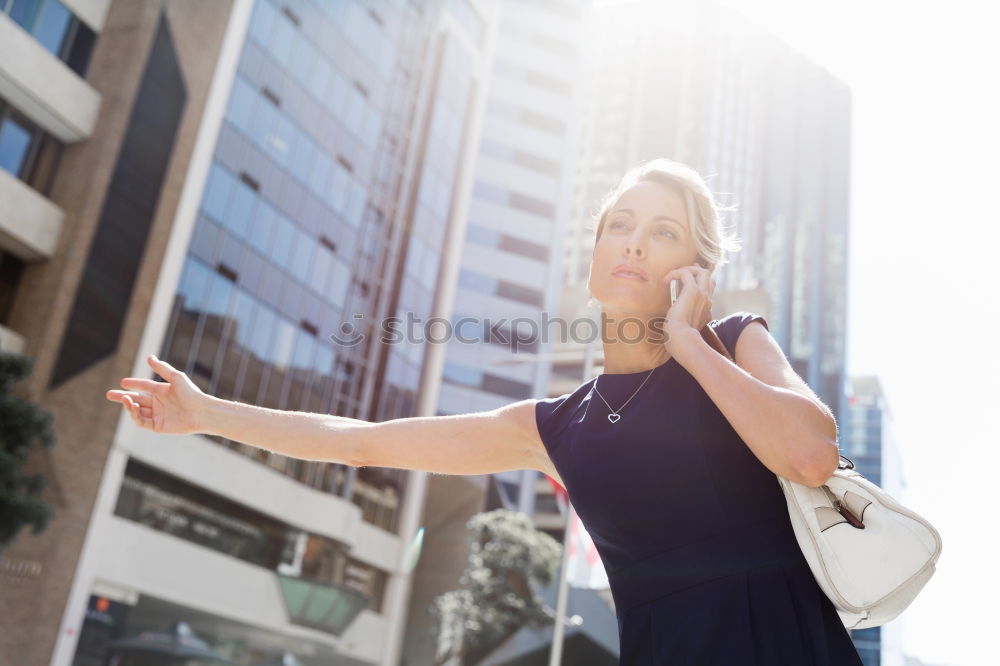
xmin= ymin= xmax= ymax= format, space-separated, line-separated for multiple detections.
xmin=669 ymin=279 xmax=681 ymax=306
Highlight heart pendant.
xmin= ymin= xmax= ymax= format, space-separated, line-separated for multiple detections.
xmin=608 ymin=413 xmax=621 ymax=423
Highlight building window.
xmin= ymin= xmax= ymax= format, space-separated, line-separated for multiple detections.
xmin=442 ymin=362 xmax=533 ymax=399
xmin=0 ymin=99 xmax=63 ymax=195
xmin=2 ymin=0 xmax=96 ymax=77
xmin=479 ymin=138 xmax=560 ymax=176
xmin=473 ymin=179 xmax=556 ymax=220
xmin=458 ymin=267 xmax=498 ymax=295
xmin=496 ymin=278 xmax=544 ymax=307
xmin=443 ymin=361 xmax=484 ymax=387
xmin=0 ymin=250 xmax=26 ymax=325
xmin=465 ymin=223 xmax=501 ymax=248
xmin=115 ymin=457 xmax=390 ymax=612
xmin=350 ymin=466 xmax=401 ymax=533
xmin=482 ymin=373 xmax=532 ymax=400
xmin=497 ymin=233 xmax=548 ymax=261
xmin=114 ymin=457 xmax=290 ymax=570
xmin=344 ymin=556 xmax=388 ymax=613
xmin=509 ymin=191 xmax=555 ymax=219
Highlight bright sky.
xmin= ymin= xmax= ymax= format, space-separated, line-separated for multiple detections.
xmin=720 ymin=1 xmax=1000 ymax=664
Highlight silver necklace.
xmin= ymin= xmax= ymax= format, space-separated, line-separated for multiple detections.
xmin=593 ymin=366 xmax=657 ymax=424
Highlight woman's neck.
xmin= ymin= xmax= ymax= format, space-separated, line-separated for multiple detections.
xmin=598 ymin=309 xmax=670 ymax=374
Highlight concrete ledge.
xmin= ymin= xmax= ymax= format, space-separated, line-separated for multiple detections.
xmin=0 ymin=12 xmax=102 ymax=142
xmin=0 ymin=168 xmax=64 ymax=260
xmin=99 ymin=517 xmax=386 ymax=664
xmin=62 ymin=0 xmax=112 ymax=32
xmin=0 ymin=324 xmax=25 ymax=355
xmin=123 ymin=423 xmax=403 ymax=572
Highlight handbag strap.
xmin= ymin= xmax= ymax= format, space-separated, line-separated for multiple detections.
xmin=699 ymin=318 xmax=856 ymax=473
xmin=699 ymin=322 xmax=735 ymax=363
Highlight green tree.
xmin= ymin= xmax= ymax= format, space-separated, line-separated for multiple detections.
xmin=0 ymin=350 xmax=56 ymax=552
xmin=430 ymin=508 xmax=562 ymax=665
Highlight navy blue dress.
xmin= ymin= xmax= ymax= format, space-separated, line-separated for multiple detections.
xmin=535 ymin=312 xmax=863 ymax=665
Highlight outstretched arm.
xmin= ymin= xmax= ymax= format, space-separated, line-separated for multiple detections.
xmin=198 ymin=392 xmax=544 ymax=477
xmin=108 ymin=355 xmax=557 ymax=481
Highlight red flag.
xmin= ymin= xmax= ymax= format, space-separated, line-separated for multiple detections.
xmin=544 ymin=475 xmax=609 ymax=589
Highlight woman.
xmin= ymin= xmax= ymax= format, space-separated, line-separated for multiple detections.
xmin=107 ymin=158 xmax=862 ymax=664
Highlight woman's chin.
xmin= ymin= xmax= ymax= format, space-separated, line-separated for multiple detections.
xmin=594 ymin=292 xmax=666 ymax=316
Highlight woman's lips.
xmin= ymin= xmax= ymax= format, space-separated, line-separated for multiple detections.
xmin=611 ymin=264 xmax=650 ymax=281
xmin=613 ymin=272 xmax=647 ymax=282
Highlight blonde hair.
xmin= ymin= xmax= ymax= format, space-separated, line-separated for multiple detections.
xmin=591 ymin=158 xmax=742 ymax=273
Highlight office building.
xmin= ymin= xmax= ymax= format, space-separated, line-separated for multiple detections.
xmin=1 ymin=0 xmax=238 ymax=663
xmin=1 ymin=0 xmax=501 ymax=664
xmin=398 ymin=0 xmax=597 ymax=663
xmin=844 ymin=375 xmax=906 ymax=666
xmin=566 ymin=0 xmax=851 ymax=422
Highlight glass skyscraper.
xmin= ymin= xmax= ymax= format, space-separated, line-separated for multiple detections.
xmin=37 ymin=1 xmax=501 ymax=664
xmin=844 ymin=375 xmax=906 ymax=666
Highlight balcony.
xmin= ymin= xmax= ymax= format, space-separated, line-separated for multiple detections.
xmin=0 ymin=322 xmax=25 ymax=353
xmin=0 ymin=10 xmax=101 ymax=142
xmin=0 ymin=168 xmax=64 ymax=260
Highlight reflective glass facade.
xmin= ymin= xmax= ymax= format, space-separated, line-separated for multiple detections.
xmin=440 ymin=0 xmax=584 ymax=413
xmin=371 ymin=27 xmax=482 ymax=419
xmin=159 ymin=0 xmax=435 ymax=533
xmin=573 ymin=0 xmax=850 ymax=423
xmin=842 ymin=375 xmax=906 ymax=664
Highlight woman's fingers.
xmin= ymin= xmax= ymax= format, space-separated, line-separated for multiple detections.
xmin=662 ymin=265 xmax=714 ymax=330
xmin=694 ymin=268 xmax=710 ymax=293
xmin=694 ymin=269 xmax=714 ymax=325
xmin=147 ymin=354 xmax=179 ymax=381
xmin=122 ymin=394 xmax=154 ymax=430
xmin=120 ymin=377 xmax=168 ymax=395
xmin=106 ymin=389 xmax=152 ymax=407
xmin=104 ymin=357 xmax=174 ymax=432
xmin=123 ymin=394 xmax=138 ymax=421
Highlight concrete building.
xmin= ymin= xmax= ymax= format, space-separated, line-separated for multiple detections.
xmin=1 ymin=1 xmax=247 ymax=663
xmin=0 ymin=0 xmax=502 ymax=664
xmin=398 ymin=0 xmax=598 ymax=663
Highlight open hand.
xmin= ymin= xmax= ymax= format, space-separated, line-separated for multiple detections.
xmin=105 ymin=355 xmax=208 ymax=435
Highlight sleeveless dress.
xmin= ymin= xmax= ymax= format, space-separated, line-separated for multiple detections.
xmin=535 ymin=312 xmax=863 ymax=665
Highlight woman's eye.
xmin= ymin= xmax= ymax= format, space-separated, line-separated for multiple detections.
xmin=608 ymin=220 xmax=674 ymax=238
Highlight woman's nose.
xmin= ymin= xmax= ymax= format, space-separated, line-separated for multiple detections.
xmin=625 ymin=235 xmax=645 ymax=257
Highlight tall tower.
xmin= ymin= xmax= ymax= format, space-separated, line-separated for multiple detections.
xmin=399 ymin=0 xmax=591 ymax=662
xmin=844 ymin=375 xmax=905 ymax=666
xmin=567 ymin=0 xmax=850 ymax=420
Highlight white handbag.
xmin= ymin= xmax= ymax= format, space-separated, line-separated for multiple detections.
xmin=699 ymin=323 xmax=943 ymax=630
xmin=777 ymin=455 xmax=942 ymax=629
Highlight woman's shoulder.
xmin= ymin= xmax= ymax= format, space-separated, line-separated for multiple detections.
xmin=709 ymin=310 xmax=769 ymax=330
xmin=534 ymin=378 xmax=594 ymax=450
xmin=535 ymin=377 xmax=594 ymax=420
xmin=709 ymin=311 xmax=770 ymax=358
